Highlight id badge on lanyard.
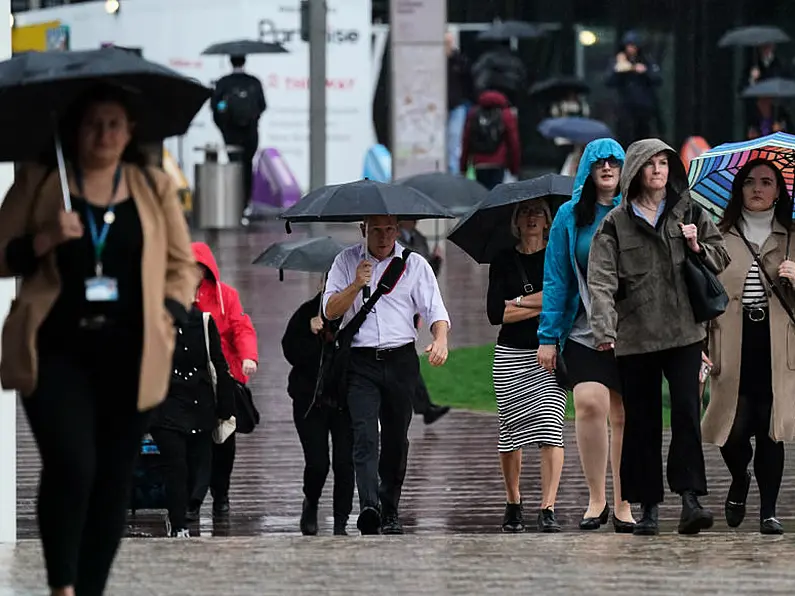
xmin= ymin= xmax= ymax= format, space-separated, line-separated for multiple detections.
xmin=82 ymin=167 xmax=121 ymax=303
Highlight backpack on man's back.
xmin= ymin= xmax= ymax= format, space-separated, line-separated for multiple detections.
xmin=216 ymin=83 xmax=260 ymax=129
xmin=468 ymin=105 xmax=506 ymax=154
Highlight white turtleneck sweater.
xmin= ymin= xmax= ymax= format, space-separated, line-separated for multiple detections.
xmin=739 ymin=207 xmax=775 ymax=308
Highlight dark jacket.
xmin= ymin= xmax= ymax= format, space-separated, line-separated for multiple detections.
xmin=471 ymin=47 xmax=527 ymax=106
xmin=152 ymin=306 xmax=235 ymax=434
xmin=211 ymin=70 xmax=267 ymax=144
xmin=587 ymin=138 xmax=731 ymax=356
xmin=460 ymin=90 xmax=521 ymax=175
xmin=448 ymin=49 xmax=474 ymax=110
xmin=605 ymin=51 xmax=661 ymax=114
xmin=282 ymin=293 xmax=336 ymax=402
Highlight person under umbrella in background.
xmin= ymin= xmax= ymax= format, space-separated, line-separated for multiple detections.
xmin=324 ymin=215 xmax=451 ymax=535
xmin=460 ymin=90 xmax=521 ymax=190
xmin=282 ymin=289 xmax=354 ymax=536
xmin=0 ymin=84 xmax=198 ymax=595
xmin=747 ymin=96 xmax=792 ymax=139
xmin=446 ymin=31 xmax=474 ymax=175
xmin=190 ymin=242 xmax=259 ymax=519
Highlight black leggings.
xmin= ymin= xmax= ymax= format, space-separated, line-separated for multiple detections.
xmin=23 ymin=346 xmax=147 ymax=594
xmin=150 ymin=428 xmax=212 ymax=531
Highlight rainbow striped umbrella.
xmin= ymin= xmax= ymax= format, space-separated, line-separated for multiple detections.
xmin=688 ymin=132 xmax=795 ymax=219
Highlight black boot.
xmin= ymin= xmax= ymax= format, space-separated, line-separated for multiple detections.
xmin=212 ymin=495 xmax=230 ymax=517
xmin=678 ymin=491 xmax=714 ymax=535
xmin=633 ymin=504 xmax=660 ymax=536
xmin=300 ymin=499 xmax=319 ymax=536
xmin=501 ymin=502 xmax=524 ymax=533
xmin=333 ymin=514 xmax=348 ymax=536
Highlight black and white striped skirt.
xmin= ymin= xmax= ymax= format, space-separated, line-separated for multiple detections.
xmin=492 ymin=345 xmax=567 ymax=452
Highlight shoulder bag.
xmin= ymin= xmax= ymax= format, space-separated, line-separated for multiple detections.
xmin=681 ymin=203 xmax=729 ymax=323
xmin=202 ymin=312 xmax=237 ymax=444
xmin=736 ymin=227 xmax=795 ymax=325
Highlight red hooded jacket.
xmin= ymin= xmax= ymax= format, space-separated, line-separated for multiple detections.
xmin=460 ymin=90 xmax=521 ymax=175
xmin=192 ymin=242 xmax=259 ymax=384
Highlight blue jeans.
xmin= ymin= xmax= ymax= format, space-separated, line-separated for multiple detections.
xmin=447 ymin=102 xmax=470 ymax=174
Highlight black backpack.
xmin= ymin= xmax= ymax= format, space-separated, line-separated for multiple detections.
xmin=218 ymin=84 xmax=260 ymax=128
xmin=469 ymin=106 xmax=505 ymax=154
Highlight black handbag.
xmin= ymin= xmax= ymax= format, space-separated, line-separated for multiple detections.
xmin=232 ymin=379 xmax=260 ymax=434
xmin=312 ymin=249 xmax=414 ymax=413
xmin=681 ymin=203 xmax=729 ymax=323
xmin=513 ymin=254 xmax=571 ymax=390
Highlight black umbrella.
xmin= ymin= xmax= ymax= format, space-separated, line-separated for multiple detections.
xmin=448 ymin=174 xmax=574 ymax=264
xmin=253 ymin=236 xmax=350 ymax=280
xmin=202 ymin=39 xmax=288 ymax=56
xmin=718 ymin=26 xmax=790 ymax=47
xmin=280 ymin=179 xmax=454 ymax=228
xmin=741 ymin=77 xmax=795 ymax=98
xmin=529 ymin=76 xmax=590 ymax=101
xmin=477 ymin=20 xmax=547 ymax=42
xmin=538 ymin=117 xmax=613 ymax=145
xmin=0 ymin=47 xmax=211 ymax=163
xmin=394 ymin=173 xmax=489 ymax=216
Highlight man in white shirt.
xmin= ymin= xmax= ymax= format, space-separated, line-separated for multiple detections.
xmin=324 ymin=215 xmax=451 ymax=535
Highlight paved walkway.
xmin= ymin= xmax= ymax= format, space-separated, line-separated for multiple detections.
xmin=9 ymin=222 xmax=795 ymax=592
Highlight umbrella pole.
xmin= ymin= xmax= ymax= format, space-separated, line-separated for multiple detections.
xmin=362 ymin=222 xmax=371 ymax=299
xmin=53 ymin=128 xmax=73 ymax=212
xmin=318 ymin=272 xmax=327 ymax=317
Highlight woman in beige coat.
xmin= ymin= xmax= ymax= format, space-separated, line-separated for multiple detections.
xmin=0 ymin=86 xmax=197 ymax=595
xmin=702 ymin=158 xmax=795 ymax=536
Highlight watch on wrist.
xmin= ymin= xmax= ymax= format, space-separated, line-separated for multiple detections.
xmin=515 ymin=296 xmax=522 ymax=306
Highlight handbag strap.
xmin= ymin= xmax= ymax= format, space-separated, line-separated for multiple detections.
xmin=513 ymin=253 xmax=533 ymax=295
xmin=201 ymin=312 xmax=218 ymax=395
xmin=735 ymin=225 xmax=795 ymax=325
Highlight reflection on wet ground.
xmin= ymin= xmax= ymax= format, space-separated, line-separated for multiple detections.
xmin=14 ymin=222 xmax=795 ymax=542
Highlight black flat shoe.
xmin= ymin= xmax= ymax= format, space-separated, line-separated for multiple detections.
xmin=356 ymin=506 xmax=381 ymax=535
xmin=760 ymin=517 xmax=784 ymax=535
xmin=502 ymin=502 xmax=525 ymax=533
xmin=579 ymin=504 xmax=609 ymax=530
xmin=725 ymin=471 xmax=751 ymax=528
xmin=423 ymin=405 xmax=451 ymax=425
xmin=612 ymin=515 xmax=636 ymax=534
xmin=299 ymin=499 xmax=319 ymax=536
xmin=537 ymin=508 xmax=561 ymax=533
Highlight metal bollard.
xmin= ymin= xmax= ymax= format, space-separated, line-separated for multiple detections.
xmin=193 ymin=144 xmax=245 ymax=229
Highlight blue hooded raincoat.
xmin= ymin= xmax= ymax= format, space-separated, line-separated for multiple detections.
xmin=537 ymin=138 xmax=625 ymax=348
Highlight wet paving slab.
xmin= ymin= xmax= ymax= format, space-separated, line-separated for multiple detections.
xmin=10 ymin=222 xmax=795 ymax=591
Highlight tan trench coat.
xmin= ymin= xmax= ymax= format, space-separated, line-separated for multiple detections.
xmin=0 ymin=162 xmax=198 ymax=411
xmin=702 ymin=221 xmax=795 ymax=445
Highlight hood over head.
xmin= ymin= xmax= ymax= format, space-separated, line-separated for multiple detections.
xmin=192 ymin=242 xmax=225 ymax=314
xmin=476 ymin=90 xmax=511 ymax=108
xmin=572 ymin=137 xmax=625 ymax=204
xmin=620 ymin=138 xmax=688 ymax=204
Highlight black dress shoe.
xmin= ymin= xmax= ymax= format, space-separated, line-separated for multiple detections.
xmin=678 ymin=491 xmax=714 ymax=535
xmin=537 ymin=508 xmax=561 ymax=533
xmin=725 ymin=471 xmax=751 ymax=528
xmin=300 ymin=499 xmax=319 ymax=536
xmin=333 ymin=515 xmax=348 ymax=536
xmin=612 ymin=515 xmax=636 ymax=534
xmin=423 ymin=405 xmax=451 ymax=425
xmin=381 ymin=513 xmax=404 ymax=535
xmin=633 ymin=504 xmax=659 ymax=536
xmin=579 ymin=504 xmax=609 ymax=530
xmin=760 ymin=517 xmax=784 ymax=535
xmin=356 ymin=506 xmax=381 ymax=535
xmin=502 ymin=502 xmax=525 ymax=533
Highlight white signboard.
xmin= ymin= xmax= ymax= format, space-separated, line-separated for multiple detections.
xmin=18 ymin=0 xmax=374 ymax=192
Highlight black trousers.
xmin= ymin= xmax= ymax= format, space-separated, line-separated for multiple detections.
xmin=225 ymin=131 xmax=258 ymax=210
xmin=411 ymin=374 xmax=432 ymax=415
xmin=347 ymin=345 xmax=418 ymax=516
xmin=474 ymin=167 xmax=505 ymax=191
xmin=210 ymin=433 xmax=235 ymax=501
xmin=720 ymin=311 xmax=784 ymax=520
xmin=292 ymin=396 xmax=354 ymax=518
xmin=617 ymin=342 xmax=707 ymax=505
xmin=24 ymin=341 xmax=147 ymax=594
xmin=150 ymin=428 xmax=212 ymax=530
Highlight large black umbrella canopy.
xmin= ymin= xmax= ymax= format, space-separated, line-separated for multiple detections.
xmin=718 ymin=26 xmax=790 ymax=47
xmin=477 ymin=20 xmax=547 ymax=42
xmin=394 ymin=172 xmax=489 ymax=216
xmin=529 ymin=76 xmax=590 ymax=101
xmin=741 ymin=77 xmax=795 ymax=99
xmin=448 ymin=174 xmax=574 ymax=264
xmin=280 ymin=179 xmax=455 ymax=226
xmin=202 ymin=39 xmax=288 ymax=56
xmin=0 ymin=47 xmax=211 ymax=162
xmin=253 ymin=236 xmax=350 ymax=280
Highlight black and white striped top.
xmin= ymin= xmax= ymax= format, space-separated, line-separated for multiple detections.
xmin=742 ymin=261 xmax=768 ymax=308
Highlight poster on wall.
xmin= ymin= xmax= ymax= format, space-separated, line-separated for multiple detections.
xmin=17 ymin=0 xmax=373 ymax=193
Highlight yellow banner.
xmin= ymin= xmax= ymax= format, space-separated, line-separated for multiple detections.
xmin=12 ymin=21 xmax=69 ymax=53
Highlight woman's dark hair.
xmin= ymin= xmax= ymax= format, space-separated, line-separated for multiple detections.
xmin=39 ymin=84 xmax=147 ymax=167
xmin=574 ymin=171 xmax=621 ymax=228
xmin=718 ymin=158 xmax=793 ymax=233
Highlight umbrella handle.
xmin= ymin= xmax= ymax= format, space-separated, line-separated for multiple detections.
xmin=53 ymin=123 xmax=72 ymax=213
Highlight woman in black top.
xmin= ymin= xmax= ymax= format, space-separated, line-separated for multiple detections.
xmin=487 ymin=199 xmax=567 ymax=534
xmin=150 ymin=304 xmax=235 ymax=537
xmin=282 ymin=292 xmax=354 ymax=536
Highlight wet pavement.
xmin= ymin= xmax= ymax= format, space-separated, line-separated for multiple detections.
xmin=9 ymin=221 xmax=795 ymax=593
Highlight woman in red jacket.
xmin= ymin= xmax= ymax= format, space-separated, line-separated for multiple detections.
xmin=189 ymin=242 xmax=259 ymax=517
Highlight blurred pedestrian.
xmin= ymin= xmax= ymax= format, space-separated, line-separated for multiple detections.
xmin=446 ymin=32 xmax=474 ymax=175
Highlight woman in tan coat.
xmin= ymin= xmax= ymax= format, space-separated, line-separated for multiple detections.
xmin=0 ymin=86 xmax=197 ymax=595
xmin=702 ymin=158 xmax=795 ymax=536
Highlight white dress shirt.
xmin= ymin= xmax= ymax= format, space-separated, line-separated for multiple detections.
xmin=323 ymin=243 xmax=451 ymax=349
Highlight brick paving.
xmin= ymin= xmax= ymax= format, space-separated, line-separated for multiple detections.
xmin=9 ymin=222 xmax=795 ymax=593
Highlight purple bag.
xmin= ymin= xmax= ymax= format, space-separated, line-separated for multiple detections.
xmin=251 ymin=148 xmax=302 ymax=209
